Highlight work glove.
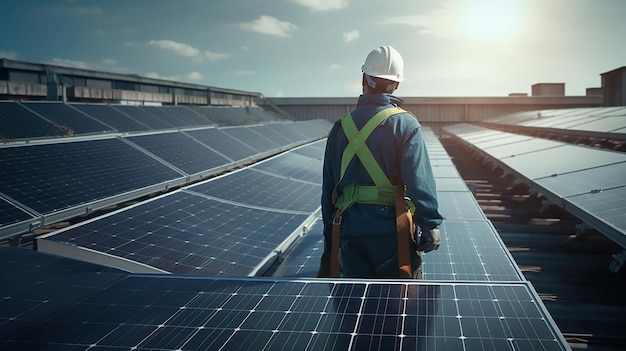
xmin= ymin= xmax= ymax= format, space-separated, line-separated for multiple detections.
xmin=417 ymin=227 xmax=441 ymax=253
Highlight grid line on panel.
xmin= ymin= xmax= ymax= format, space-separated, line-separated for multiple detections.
xmin=40 ymin=191 xmax=310 ymax=276
xmin=0 ymin=138 xmax=183 ymax=215
xmin=126 ymin=132 xmax=231 ymax=175
xmin=186 ymin=168 xmax=322 ymax=214
xmin=0 ymin=249 xmax=570 ymax=351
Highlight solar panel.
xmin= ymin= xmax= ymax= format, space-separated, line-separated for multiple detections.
xmin=186 ymin=168 xmax=322 ymax=213
xmin=534 ymin=162 xmax=626 ymax=197
xmin=185 ymin=128 xmax=258 ymax=162
xmin=164 ymin=106 xmax=213 ymax=126
xmin=112 ymin=105 xmax=174 ymax=130
xmin=564 ymin=186 xmax=626 ymax=247
xmin=37 ymin=191 xmax=311 ymax=276
xmin=0 ymin=101 xmax=50 ymax=139
xmin=126 ymin=131 xmax=231 ymax=176
xmin=432 ymin=165 xmax=462 ymax=179
xmin=568 ymin=116 xmax=626 ymax=133
xmin=222 ymin=126 xmax=280 ymax=153
xmin=436 ymin=191 xmax=487 ymax=221
xmin=271 ymin=219 xmax=325 ymax=277
xmin=140 ymin=106 xmax=187 ymax=127
xmin=0 ymin=248 xmax=569 ymax=351
xmin=479 ymin=138 xmax=565 ymax=159
xmin=291 ymin=140 xmax=326 ymax=160
xmin=0 ymin=196 xmax=36 ymax=239
xmin=71 ymin=103 xmax=149 ymax=132
xmin=251 ymin=124 xmax=297 ymax=147
xmin=424 ymin=220 xmax=523 ymax=281
xmin=251 ymin=151 xmax=323 ymax=184
xmin=0 ymin=138 xmax=183 ymax=215
xmin=21 ymin=101 xmax=114 ymax=135
xmin=435 ymin=178 xmax=469 ymax=192
xmin=501 ymin=144 xmax=626 ymax=180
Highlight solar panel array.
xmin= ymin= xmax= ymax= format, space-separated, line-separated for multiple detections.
xmin=0 ymin=101 xmax=250 ymax=140
xmin=36 ymin=142 xmax=326 ymax=276
xmin=271 ymin=128 xmax=523 ymax=282
xmin=484 ymin=106 xmax=626 ymax=136
xmin=445 ymin=123 xmax=626 ymax=249
xmin=0 ymin=247 xmax=570 ymax=351
xmin=0 ymin=113 xmax=330 ymax=240
xmin=1 ymin=112 xmax=573 ymax=350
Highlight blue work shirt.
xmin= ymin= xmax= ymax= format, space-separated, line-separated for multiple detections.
xmin=321 ymin=93 xmax=443 ymax=244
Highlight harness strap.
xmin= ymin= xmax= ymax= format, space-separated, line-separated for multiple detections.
xmin=327 ymin=106 xmax=414 ymax=278
xmin=395 ymin=182 xmax=413 ymax=278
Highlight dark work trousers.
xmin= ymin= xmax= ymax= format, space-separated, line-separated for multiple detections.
xmin=338 ymin=234 xmax=422 ymax=279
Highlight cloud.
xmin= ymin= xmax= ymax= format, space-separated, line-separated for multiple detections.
xmin=0 ymin=51 xmax=18 ymax=59
xmin=147 ymin=40 xmax=229 ymax=61
xmin=101 ymin=58 xmax=117 ymax=65
xmin=342 ymin=30 xmax=359 ymax=43
xmin=328 ymin=64 xmax=340 ymax=70
xmin=49 ymin=58 xmax=131 ymax=74
xmin=237 ymin=15 xmax=298 ymax=37
xmin=289 ymin=0 xmax=348 ymax=11
xmin=235 ymin=70 xmax=255 ymax=75
xmin=148 ymin=40 xmax=200 ymax=58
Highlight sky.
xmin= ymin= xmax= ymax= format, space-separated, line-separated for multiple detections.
xmin=1 ymin=0 xmax=625 ymax=98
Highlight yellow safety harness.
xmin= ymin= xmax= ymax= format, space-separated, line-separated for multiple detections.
xmin=328 ymin=107 xmax=415 ymax=278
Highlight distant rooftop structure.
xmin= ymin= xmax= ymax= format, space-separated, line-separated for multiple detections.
xmin=601 ymin=66 xmax=626 ymax=106
xmin=531 ymin=83 xmax=565 ymax=97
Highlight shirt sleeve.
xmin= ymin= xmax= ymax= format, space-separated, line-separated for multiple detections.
xmin=399 ymin=119 xmax=443 ymax=230
xmin=321 ymin=122 xmax=341 ymax=250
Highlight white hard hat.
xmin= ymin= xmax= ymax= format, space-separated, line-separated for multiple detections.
xmin=361 ymin=45 xmax=404 ymax=83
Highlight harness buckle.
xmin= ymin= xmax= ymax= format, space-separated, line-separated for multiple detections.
xmin=332 ymin=215 xmax=342 ymax=225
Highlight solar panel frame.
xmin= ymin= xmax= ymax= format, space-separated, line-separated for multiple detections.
xmin=0 ymin=101 xmax=51 ymax=139
xmin=125 ymin=131 xmax=232 ymax=178
xmin=221 ymin=126 xmax=280 ymax=154
xmin=70 ymin=103 xmax=150 ymax=132
xmin=111 ymin=105 xmax=175 ymax=130
xmin=184 ymin=127 xmax=258 ymax=163
xmin=21 ymin=101 xmax=114 ymax=135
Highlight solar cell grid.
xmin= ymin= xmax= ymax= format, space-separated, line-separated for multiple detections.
xmin=251 ymin=152 xmax=323 ymax=184
xmin=0 ymin=196 xmax=35 ymax=228
xmin=534 ymin=162 xmax=626 ymax=197
xmin=21 ymin=102 xmax=113 ymax=135
xmin=126 ymin=132 xmax=231 ymax=175
xmin=140 ymin=106 xmax=188 ymax=128
xmin=39 ymin=191 xmax=310 ymax=276
xmin=0 ymin=252 xmax=568 ymax=351
xmin=222 ymin=126 xmax=279 ymax=153
xmin=71 ymin=103 xmax=148 ymax=132
xmin=185 ymin=128 xmax=257 ymax=162
xmin=164 ymin=106 xmax=212 ymax=126
xmin=0 ymin=138 xmax=183 ymax=214
xmin=112 ymin=105 xmax=174 ymax=130
xmin=0 ymin=101 xmax=51 ymax=139
xmin=252 ymin=124 xmax=296 ymax=147
xmin=186 ymin=168 xmax=321 ymax=213
xmin=501 ymin=144 xmax=626 ymax=180
xmin=436 ymin=191 xmax=486 ymax=221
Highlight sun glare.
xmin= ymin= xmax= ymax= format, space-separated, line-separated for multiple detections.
xmin=462 ymin=0 xmax=520 ymax=41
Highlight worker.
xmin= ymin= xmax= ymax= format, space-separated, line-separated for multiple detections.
xmin=318 ymin=45 xmax=443 ymax=279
